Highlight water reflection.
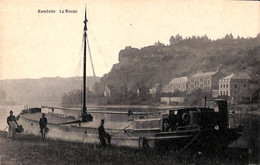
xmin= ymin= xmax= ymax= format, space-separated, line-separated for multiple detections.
xmin=229 ymin=111 xmax=259 ymax=163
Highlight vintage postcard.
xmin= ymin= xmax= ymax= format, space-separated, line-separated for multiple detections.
xmin=0 ymin=0 xmax=259 ymax=164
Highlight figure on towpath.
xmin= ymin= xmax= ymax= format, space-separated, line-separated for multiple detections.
xmin=39 ymin=113 xmax=48 ymax=139
xmin=7 ymin=110 xmax=18 ymax=140
xmin=98 ymin=119 xmax=111 ymax=146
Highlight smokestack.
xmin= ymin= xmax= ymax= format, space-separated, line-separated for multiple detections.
xmin=204 ymin=96 xmax=207 ymax=108
xmin=215 ymin=99 xmax=229 ymax=130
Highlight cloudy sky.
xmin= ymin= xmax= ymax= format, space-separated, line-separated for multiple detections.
xmin=0 ymin=0 xmax=259 ymax=80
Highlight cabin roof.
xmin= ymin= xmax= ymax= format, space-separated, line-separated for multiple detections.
xmin=167 ymin=107 xmax=215 ymax=112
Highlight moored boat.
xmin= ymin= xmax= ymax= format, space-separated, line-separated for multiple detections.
xmin=17 ymin=99 xmax=242 ymax=150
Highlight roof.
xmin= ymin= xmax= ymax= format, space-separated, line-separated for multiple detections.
xmin=153 ymin=83 xmax=161 ymax=87
xmin=222 ymin=72 xmax=251 ymax=80
xmin=191 ymin=71 xmax=219 ymax=78
xmin=169 ymin=77 xmax=188 ymax=84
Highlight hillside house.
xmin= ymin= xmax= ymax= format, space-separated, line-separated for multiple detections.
xmin=218 ymin=72 xmax=258 ymax=102
xmin=188 ymin=70 xmax=224 ymax=93
xmin=162 ymin=77 xmax=188 ymax=93
xmin=104 ymin=85 xmax=117 ymax=97
xmin=149 ymin=84 xmax=162 ymax=95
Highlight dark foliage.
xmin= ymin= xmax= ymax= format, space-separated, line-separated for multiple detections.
xmin=95 ymin=34 xmax=260 ymax=101
xmin=63 ymin=34 xmax=260 ymax=106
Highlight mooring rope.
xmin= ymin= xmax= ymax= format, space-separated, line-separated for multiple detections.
xmin=111 ymin=122 xmax=134 ymax=137
xmin=177 ymin=130 xmax=201 ymax=153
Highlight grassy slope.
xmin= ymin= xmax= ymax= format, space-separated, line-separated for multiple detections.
xmin=0 ymin=131 xmax=250 ymax=165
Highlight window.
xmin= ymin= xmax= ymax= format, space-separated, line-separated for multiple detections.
xmin=223 ymin=91 xmax=225 ymax=95
xmin=235 ymin=84 xmax=237 ymax=88
xmin=220 ymin=91 xmax=222 ymax=95
xmin=220 ymin=84 xmax=222 ymax=88
xmin=226 ymin=91 xmax=228 ymax=96
xmin=244 ymin=84 xmax=246 ymax=88
xmin=223 ymin=84 xmax=225 ymax=88
xmin=226 ymin=84 xmax=228 ymax=88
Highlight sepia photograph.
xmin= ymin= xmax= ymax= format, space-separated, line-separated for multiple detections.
xmin=0 ymin=0 xmax=259 ymax=164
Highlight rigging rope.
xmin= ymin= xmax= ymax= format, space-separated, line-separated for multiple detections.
xmin=69 ymin=30 xmax=84 ymax=93
xmin=88 ymin=24 xmax=132 ymax=90
xmin=89 ymin=25 xmax=109 ymax=68
xmin=86 ymin=36 xmax=96 ymax=78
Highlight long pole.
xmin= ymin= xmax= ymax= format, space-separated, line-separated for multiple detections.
xmin=3 ymin=125 xmax=8 ymax=131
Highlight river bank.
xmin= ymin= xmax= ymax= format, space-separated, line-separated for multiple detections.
xmin=0 ymin=131 xmax=252 ymax=165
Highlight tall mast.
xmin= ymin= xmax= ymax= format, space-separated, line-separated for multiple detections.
xmin=81 ymin=7 xmax=93 ymax=122
xmin=83 ymin=7 xmax=87 ymax=114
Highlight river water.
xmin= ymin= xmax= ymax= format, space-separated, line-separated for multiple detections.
xmin=0 ymin=101 xmax=61 ymax=131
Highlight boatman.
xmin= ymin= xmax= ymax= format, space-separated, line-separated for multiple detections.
xmin=39 ymin=113 xmax=48 ymax=139
xmin=98 ymin=119 xmax=111 ymax=146
xmin=7 ymin=110 xmax=18 ymax=140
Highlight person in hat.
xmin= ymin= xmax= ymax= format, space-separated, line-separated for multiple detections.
xmin=7 ymin=110 xmax=18 ymax=140
xmin=39 ymin=113 xmax=48 ymax=139
xmin=98 ymin=119 xmax=111 ymax=146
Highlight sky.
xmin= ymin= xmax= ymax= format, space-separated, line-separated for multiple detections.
xmin=0 ymin=0 xmax=259 ymax=80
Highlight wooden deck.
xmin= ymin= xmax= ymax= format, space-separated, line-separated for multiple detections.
xmin=20 ymin=112 xmax=134 ymax=130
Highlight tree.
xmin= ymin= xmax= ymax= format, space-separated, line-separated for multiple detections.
xmin=169 ymin=36 xmax=175 ymax=45
xmin=224 ymin=33 xmax=234 ymax=40
xmin=257 ymin=33 xmax=260 ymax=38
xmin=202 ymin=34 xmax=209 ymax=40
xmin=169 ymin=34 xmax=183 ymax=45
xmin=61 ymin=90 xmax=82 ymax=108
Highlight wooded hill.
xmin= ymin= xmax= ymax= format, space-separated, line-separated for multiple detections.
xmin=1 ymin=34 xmax=259 ymax=106
xmin=0 ymin=76 xmax=100 ymax=105
xmin=95 ymin=34 xmax=260 ymax=97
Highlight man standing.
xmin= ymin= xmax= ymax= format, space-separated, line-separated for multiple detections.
xmin=98 ymin=119 xmax=111 ymax=146
xmin=39 ymin=113 xmax=47 ymax=139
xmin=7 ymin=110 xmax=18 ymax=140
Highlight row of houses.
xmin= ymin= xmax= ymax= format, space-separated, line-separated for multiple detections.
xmin=150 ymin=70 xmax=259 ymax=101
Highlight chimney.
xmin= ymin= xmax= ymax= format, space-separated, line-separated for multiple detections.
xmin=215 ymin=99 xmax=229 ymax=130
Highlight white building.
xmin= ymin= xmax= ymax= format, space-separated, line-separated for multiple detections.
xmin=218 ymin=72 xmax=258 ymax=102
xmin=162 ymin=77 xmax=188 ymax=93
